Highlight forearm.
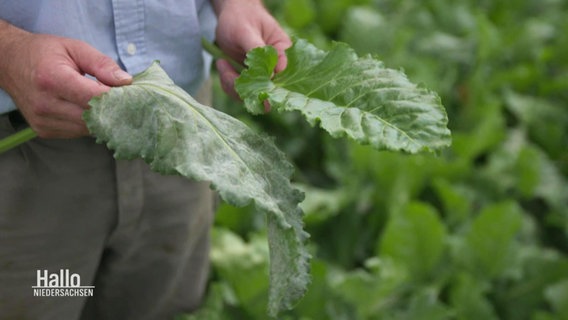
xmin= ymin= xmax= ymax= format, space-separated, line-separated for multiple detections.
xmin=0 ymin=20 xmax=31 ymax=90
xmin=0 ymin=19 xmax=27 ymax=60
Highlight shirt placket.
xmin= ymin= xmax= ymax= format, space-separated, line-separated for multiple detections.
xmin=112 ymin=0 xmax=147 ymax=73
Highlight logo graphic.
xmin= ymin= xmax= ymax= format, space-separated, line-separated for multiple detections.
xmin=32 ymin=269 xmax=94 ymax=297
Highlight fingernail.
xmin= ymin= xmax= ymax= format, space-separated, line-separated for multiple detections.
xmin=113 ymin=69 xmax=132 ymax=81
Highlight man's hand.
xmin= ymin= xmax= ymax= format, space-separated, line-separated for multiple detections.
xmin=0 ymin=21 xmax=132 ymax=138
xmin=211 ymin=0 xmax=291 ymax=100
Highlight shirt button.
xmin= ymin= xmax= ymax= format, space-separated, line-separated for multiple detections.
xmin=126 ymin=43 xmax=137 ymax=55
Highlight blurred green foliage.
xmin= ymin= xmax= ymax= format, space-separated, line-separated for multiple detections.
xmin=182 ymin=0 xmax=568 ymax=319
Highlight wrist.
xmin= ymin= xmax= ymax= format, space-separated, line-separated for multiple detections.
xmin=210 ymin=0 xmax=264 ymax=16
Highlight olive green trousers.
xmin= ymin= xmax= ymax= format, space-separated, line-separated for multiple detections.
xmin=0 ymin=85 xmax=215 ymax=320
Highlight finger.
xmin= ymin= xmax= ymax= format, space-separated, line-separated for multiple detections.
xmin=48 ymin=99 xmax=88 ymax=123
xmin=34 ymin=119 xmax=89 ymax=139
xmin=54 ymin=67 xmax=111 ymax=107
xmin=65 ymin=39 xmax=132 ymax=87
xmin=216 ymin=59 xmax=240 ymax=100
xmin=271 ymin=35 xmax=292 ymax=73
xmin=29 ymin=101 xmax=89 ymax=139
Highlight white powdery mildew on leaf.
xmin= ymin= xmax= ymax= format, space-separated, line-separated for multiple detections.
xmin=236 ymin=38 xmax=452 ymax=153
xmin=84 ymin=62 xmax=310 ymax=317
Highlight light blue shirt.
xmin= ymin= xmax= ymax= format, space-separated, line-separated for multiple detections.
xmin=0 ymin=0 xmax=217 ymax=114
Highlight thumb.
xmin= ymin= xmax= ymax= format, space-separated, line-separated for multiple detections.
xmin=66 ymin=40 xmax=132 ymax=86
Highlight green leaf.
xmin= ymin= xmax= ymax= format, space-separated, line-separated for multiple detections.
xmin=296 ymin=183 xmax=348 ymax=225
xmin=379 ymin=202 xmax=447 ymax=280
xmin=178 ymin=283 xmax=227 ymax=320
xmin=84 ymin=62 xmax=310 ymax=316
xmin=482 ymin=129 xmax=568 ymax=214
xmin=331 ymin=258 xmax=409 ymax=318
xmin=292 ymin=259 xmax=340 ymax=319
xmin=449 ymin=273 xmax=499 ymax=320
xmin=236 ymin=38 xmax=451 ymax=153
xmin=544 ymin=279 xmax=568 ymax=317
xmin=338 ymin=6 xmax=388 ymax=55
xmin=463 ymin=202 xmax=523 ymax=279
xmin=210 ymin=228 xmax=270 ymax=317
xmin=282 ymin=0 xmax=316 ymax=29
xmin=432 ymin=178 xmax=472 ymax=227
xmin=313 ymin=0 xmax=352 ymax=33
xmin=502 ymin=248 xmax=568 ymax=319
xmin=395 ymin=287 xmax=452 ymax=320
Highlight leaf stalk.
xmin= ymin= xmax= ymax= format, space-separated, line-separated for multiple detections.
xmin=201 ymin=37 xmax=245 ymax=73
xmin=0 ymin=127 xmax=36 ymax=154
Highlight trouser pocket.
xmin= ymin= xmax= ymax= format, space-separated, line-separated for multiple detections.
xmin=8 ymin=110 xmax=28 ymax=130
xmin=0 ymin=112 xmax=15 ymax=137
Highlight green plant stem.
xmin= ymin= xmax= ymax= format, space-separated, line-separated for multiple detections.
xmin=0 ymin=127 xmax=36 ymax=154
xmin=201 ymin=37 xmax=245 ymax=73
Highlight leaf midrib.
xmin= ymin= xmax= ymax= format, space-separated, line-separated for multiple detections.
xmin=138 ymin=82 xmax=259 ymax=184
xmin=271 ymin=87 xmax=422 ymax=149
